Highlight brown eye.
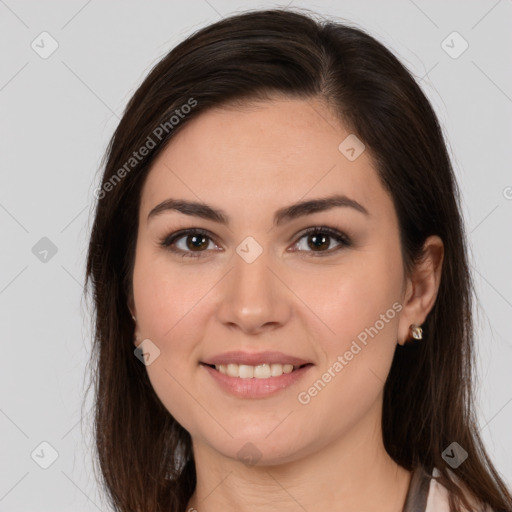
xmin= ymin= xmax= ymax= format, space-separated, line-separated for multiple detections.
xmin=160 ymin=229 xmax=218 ymax=258
xmin=293 ymin=226 xmax=351 ymax=255
xmin=306 ymin=233 xmax=330 ymax=251
xmin=184 ymin=233 xmax=209 ymax=251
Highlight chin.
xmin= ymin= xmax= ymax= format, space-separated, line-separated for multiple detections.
xmin=203 ymin=432 xmax=312 ymax=468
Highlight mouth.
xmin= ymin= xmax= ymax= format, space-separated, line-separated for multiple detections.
xmin=199 ymin=361 xmax=314 ymax=399
xmin=200 ymin=362 xmax=312 ymax=379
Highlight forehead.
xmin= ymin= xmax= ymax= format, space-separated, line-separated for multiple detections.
xmin=140 ymin=97 xmax=390 ymax=221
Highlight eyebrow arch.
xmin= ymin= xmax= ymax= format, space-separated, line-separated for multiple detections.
xmin=147 ymin=193 xmax=370 ymax=226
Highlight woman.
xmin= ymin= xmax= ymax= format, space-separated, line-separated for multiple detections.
xmin=85 ymin=8 xmax=512 ymax=512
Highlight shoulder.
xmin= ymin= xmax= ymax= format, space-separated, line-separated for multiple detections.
xmin=425 ymin=467 xmax=495 ymax=512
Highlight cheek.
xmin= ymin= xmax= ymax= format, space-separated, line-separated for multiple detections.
xmin=297 ymin=253 xmax=402 ymax=348
xmin=298 ymin=252 xmax=402 ymax=400
xmin=145 ymin=359 xmax=205 ymax=435
xmin=132 ymin=245 xmax=214 ymax=341
xmin=294 ymin=289 xmax=401 ymax=440
xmin=132 ymin=248 xmax=217 ymax=427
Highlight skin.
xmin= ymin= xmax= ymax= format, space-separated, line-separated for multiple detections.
xmin=129 ymin=96 xmax=444 ymax=512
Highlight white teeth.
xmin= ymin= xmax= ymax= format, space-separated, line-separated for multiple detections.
xmin=214 ymin=362 xmax=301 ymax=378
xmin=270 ymin=363 xmax=283 ymax=377
xmin=254 ymin=364 xmax=271 ymax=379
xmin=226 ymin=363 xmax=238 ymax=377
xmin=239 ymin=364 xmax=254 ymax=378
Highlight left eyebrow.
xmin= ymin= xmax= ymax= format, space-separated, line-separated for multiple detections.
xmin=147 ymin=193 xmax=370 ymax=226
xmin=273 ymin=194 xmax=370 ymax=225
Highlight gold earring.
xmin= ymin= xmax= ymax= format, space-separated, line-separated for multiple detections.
xmin=400 ymin=324 xmax=423 ymax=347
xmin=410 ymin=324 xmax=423 ymax=340
xmin=403 ymin=324 xmax=423 ymax=348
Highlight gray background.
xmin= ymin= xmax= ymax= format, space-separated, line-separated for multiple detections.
xmin=1 ymin=0 xmax=511 ymax=510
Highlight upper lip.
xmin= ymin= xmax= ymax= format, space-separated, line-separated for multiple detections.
xmin=202 ymin=351 xmax=311 ymax=367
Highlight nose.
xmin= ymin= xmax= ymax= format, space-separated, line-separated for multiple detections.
xmin=215 ymin=247 xmax=292 ymax=335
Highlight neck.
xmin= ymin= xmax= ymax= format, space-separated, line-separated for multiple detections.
xmin=186 ymin=405 xmax=412 ymax=512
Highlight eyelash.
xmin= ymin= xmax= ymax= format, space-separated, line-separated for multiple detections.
xmin=159 ymin=226 xmax=352 ymax=258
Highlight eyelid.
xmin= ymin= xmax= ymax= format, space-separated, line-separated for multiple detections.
xmin=159 ymin=225 xmax=352 ymax=257
xmin=159 ymin=227 xmax=221 ymax=257
xmin=290 ymin=226 xmax=352 ymax=253
xmin=160 ymin=227 xmax=218 ymax=248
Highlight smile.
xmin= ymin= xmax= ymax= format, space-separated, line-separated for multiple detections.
xmin=200 ymin=362 xmax=313 ymax=398
xmin=212 ymin=362 xmax=304 ymax=379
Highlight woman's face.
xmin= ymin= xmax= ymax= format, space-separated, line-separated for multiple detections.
xmin=131 ymin=97 xmax=413 ymax=465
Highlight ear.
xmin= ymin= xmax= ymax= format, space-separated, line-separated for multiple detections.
xmin=132 ymin=320 xmax=142 ymax=348
xmin=127 ymin=289 xmax=136 ymax=320
xmin=127 ymin=295 xmax=139 ymax=347
xmin=397 ymin=235 xmax=444 ymax=345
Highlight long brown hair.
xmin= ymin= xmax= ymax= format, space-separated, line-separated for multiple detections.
xmin=84 ymin=7 xmax=512 ymax=512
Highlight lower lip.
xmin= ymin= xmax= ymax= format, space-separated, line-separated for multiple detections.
xmin=200 ymin=364 xmax=313 ymax=398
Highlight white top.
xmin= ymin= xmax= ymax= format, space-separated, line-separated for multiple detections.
xmin=425 ymin=468 xmax=494 ymax=512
